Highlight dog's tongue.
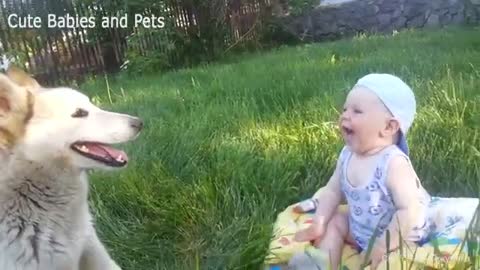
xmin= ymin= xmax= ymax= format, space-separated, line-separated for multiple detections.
xmin=86 ymin=142 xmax=128 ymax=162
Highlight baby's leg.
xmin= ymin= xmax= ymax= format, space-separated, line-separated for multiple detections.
xmin=313 ymin=211 xmax=351 ymax=270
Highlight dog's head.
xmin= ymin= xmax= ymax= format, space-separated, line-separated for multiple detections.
xmin=2 ymin=66 xmax=143 ymax=171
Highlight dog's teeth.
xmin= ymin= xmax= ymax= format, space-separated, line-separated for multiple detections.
xmin=116 ymin=155 xmax=123 ymax=162
xmin=80 ymin=145 xmax=89 ymax=152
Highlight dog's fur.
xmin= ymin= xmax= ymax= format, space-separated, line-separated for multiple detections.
xmin=0 ymin=65 xmax=142 ymax=270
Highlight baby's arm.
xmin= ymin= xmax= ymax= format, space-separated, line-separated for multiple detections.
xmin=294 ymin=158 xmax=343 ymax=242
xmin=310 ymin=160 xmax=343 ymax=227
xmin=376 ymin=155 xmax=424 ymax=251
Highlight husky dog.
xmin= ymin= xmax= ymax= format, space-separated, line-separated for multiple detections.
xmin=0 ymin=63 xmax=143 ymax=270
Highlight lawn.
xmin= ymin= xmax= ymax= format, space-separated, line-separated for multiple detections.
xmin=80 ymin=25 xmax=480 ymax=269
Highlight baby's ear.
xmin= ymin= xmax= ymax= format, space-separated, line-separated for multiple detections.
xmin=381 ymin=117 xmax=400 ymax=137
xmin=387 ymin=118 xmax=401 ymax=134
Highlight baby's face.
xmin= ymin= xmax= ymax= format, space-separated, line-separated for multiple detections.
xmin=339 ymin=86 xmax=392 ymax=153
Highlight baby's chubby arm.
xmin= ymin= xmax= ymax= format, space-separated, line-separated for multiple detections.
xmin=293 ymin=159 xmax=344 ymax=242
xmin=307 ymin=159 xmax=344 ymax=229
xmin=375 ymin=155 xmax=424 ymax=251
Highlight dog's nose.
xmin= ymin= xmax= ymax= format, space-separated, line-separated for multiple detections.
xmin=130 ymin=118 xmax=143 ymax=131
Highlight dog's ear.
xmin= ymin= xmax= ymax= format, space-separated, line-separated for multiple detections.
xmin=5 ymin=65 xmax=41 ymax=92
xmin=0 ymin=75 xmax=15 ymax=116
xmin=0 ymin=74 xmax=33 ymax=149
xmin=0 ymin=96 xmax=10 ymax=114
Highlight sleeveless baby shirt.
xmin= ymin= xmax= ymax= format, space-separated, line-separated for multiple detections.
xmin=339 ymin=145 xmax=431 ymax=251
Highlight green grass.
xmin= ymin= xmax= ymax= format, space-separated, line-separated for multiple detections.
xmin=79 ymin=26 xmax=480 ymax=269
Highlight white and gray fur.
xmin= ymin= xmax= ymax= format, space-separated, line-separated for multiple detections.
xmin=0 ymin=67 xmax=142 ymax=270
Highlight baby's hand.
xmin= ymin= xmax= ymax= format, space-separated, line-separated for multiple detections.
xmin=293 ymin=223 xmax=325 ymax=243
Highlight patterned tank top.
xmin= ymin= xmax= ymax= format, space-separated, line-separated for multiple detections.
xmin=338 ymin=144 xmax=431 ymax=250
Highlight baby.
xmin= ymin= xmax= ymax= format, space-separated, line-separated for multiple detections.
xmin=292 ymin=74 xmax=431 ymax=269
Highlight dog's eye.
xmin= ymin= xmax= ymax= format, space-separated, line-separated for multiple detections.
xmin=71 ymin=108 xmax=89 ymax=118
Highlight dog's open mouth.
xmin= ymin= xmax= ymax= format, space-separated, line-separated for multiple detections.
xmin=70 ymin=141 xmax=128 ymax=167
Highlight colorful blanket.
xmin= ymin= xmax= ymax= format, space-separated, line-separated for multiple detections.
xmin=264 ymin=188 xmax=479 ymax=269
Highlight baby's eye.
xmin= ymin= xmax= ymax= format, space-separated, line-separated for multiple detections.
xmin=354 ymin=109 xmax=363 ymax=114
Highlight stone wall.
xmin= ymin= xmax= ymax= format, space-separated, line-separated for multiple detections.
xmin=283 ymin=0 xmax=480 ymax=41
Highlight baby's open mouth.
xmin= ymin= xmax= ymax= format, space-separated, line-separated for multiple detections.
xmin=342 ymin=126 xmax=354 ymax=135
